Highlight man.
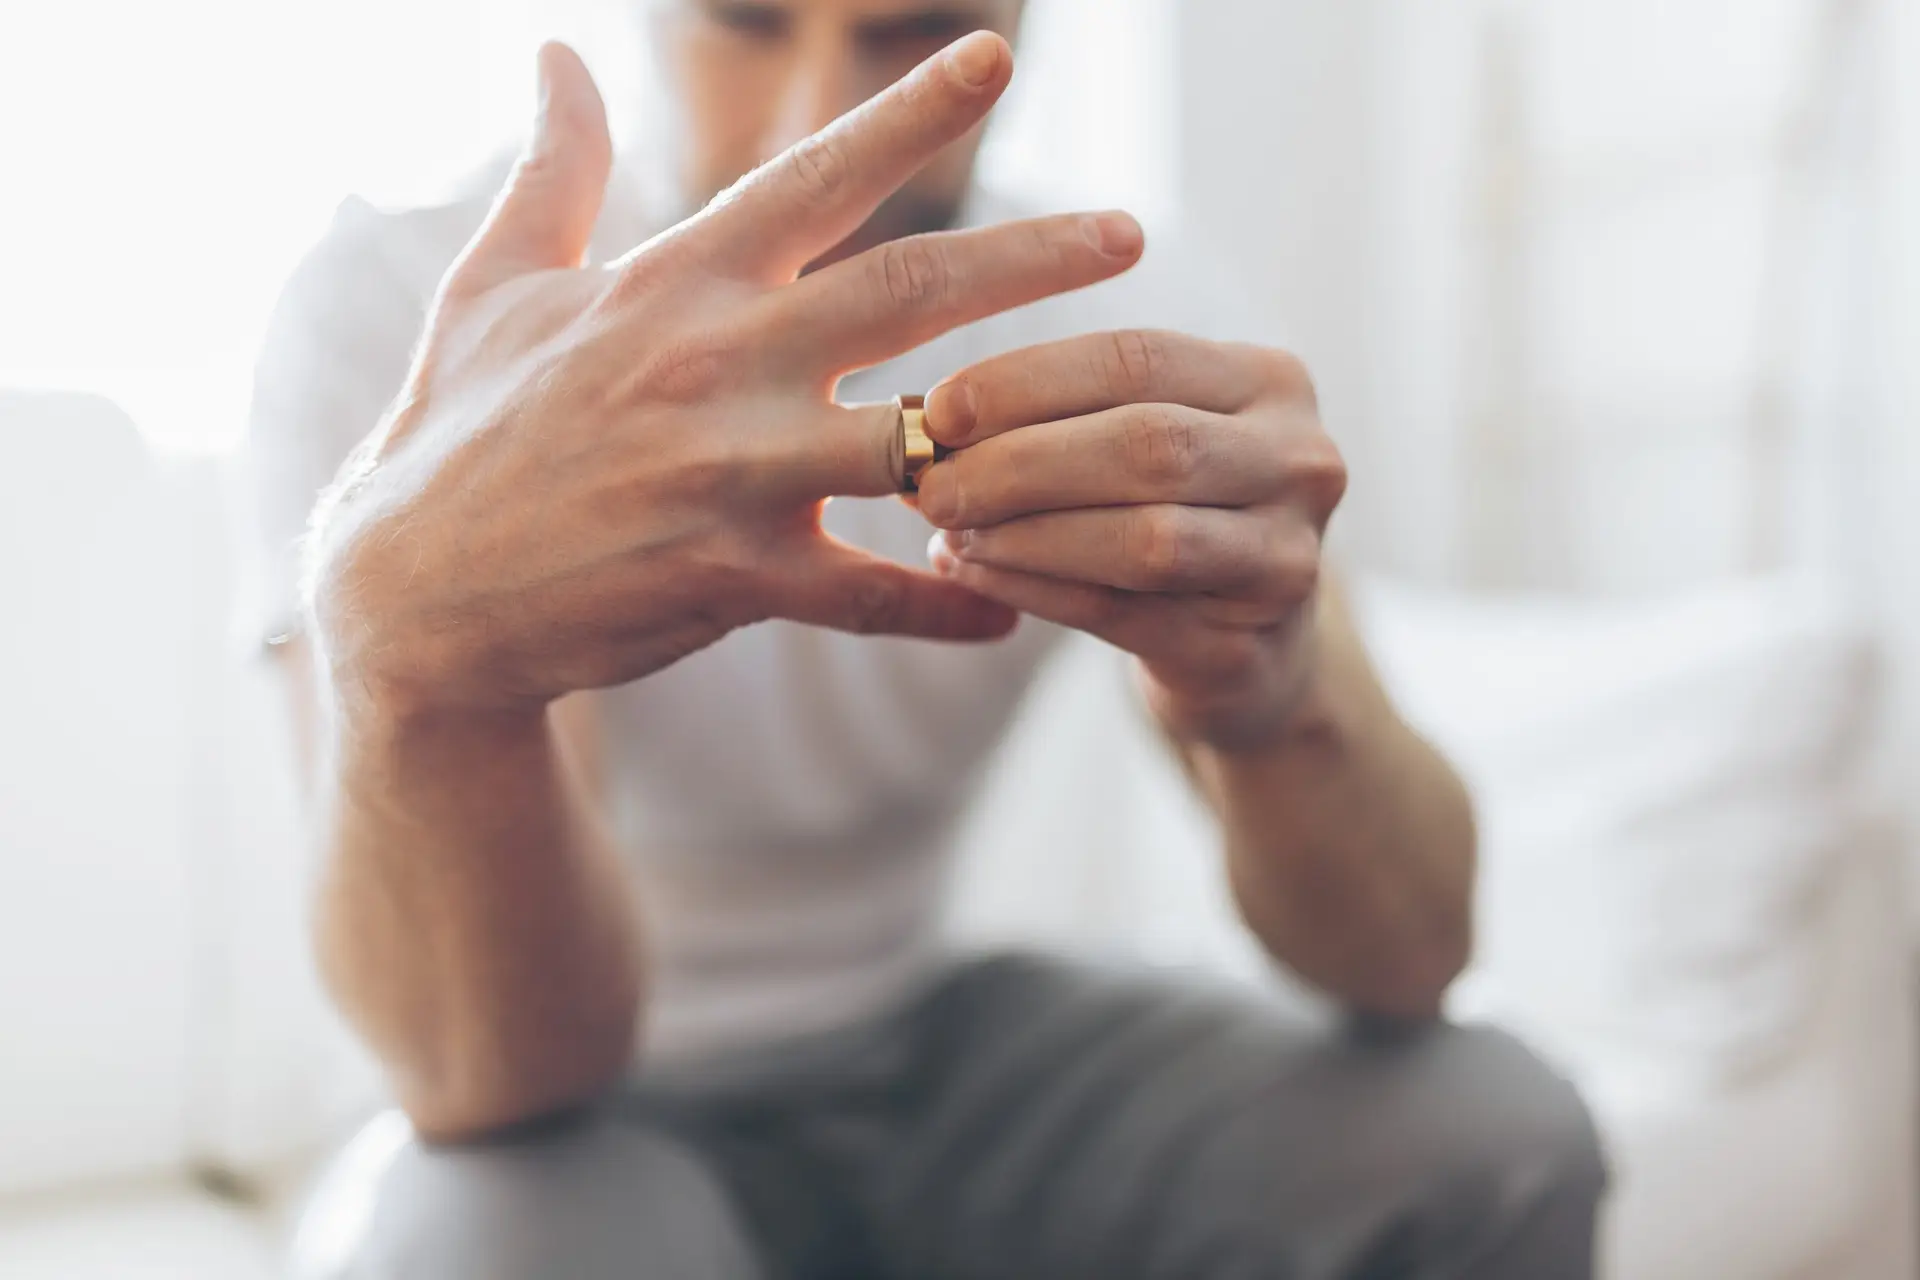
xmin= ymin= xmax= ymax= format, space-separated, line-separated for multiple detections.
xmin=248 ymin=5 xmax=1605 ymax=1277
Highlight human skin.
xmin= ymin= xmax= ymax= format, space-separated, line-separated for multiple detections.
xmin=645 ymin=0 xmax=1025 ymax=264
xmin=301 ymin=33 xmax=1141 ymax=1140
xmin=642 ymin=7 xmax=1474 ymax=1014
xmin=291 ymin=14 xmax=1475 ymax=1143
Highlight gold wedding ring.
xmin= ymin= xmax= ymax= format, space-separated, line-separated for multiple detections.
xmin=896 ymin=393 xmax=950 ymax=493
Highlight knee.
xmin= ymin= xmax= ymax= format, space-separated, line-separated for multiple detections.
xmin=287 ymin=1109 xmax=763 ymax=1280
xmin=1440 ymin=1025 xmax=1608 ymax=1199
xmin=1385 ymin=1023 xmax=1608 ymax=1246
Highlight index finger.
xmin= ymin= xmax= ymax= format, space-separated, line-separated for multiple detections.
xmin=668 ymin=32 xmax=1013 ymax=286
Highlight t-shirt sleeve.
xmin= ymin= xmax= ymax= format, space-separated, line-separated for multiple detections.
xmin=233 ymin=196 xmax=432 ymax=650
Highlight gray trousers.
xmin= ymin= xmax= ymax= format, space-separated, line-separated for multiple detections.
xmin=291 ymin=956 xmax=1606 ymax=1280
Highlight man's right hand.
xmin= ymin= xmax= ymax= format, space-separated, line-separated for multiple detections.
xmin=305 ymin=34 xmax=1143 ymax=720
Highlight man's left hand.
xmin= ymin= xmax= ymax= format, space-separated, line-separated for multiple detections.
xmin=917 ymin=330 xmax=1347 ymax=751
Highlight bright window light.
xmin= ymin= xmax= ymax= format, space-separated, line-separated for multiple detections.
xmin=0 ymin=0 xmax=1174 ymax=454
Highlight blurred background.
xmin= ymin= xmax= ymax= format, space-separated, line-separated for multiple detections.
xmin=0 ymin=0 xmax=1915 ymax=1276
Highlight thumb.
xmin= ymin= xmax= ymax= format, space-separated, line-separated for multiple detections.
xmin=774 ymin=538 xmax=1020 ymax=643
xmin=448 ymin=42 xmax=613 ymax=296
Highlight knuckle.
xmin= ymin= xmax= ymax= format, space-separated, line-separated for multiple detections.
xmin=1264 ymin=345 xmax=1314 ymax=395
xmin=1294 ymin=550 xmax=1324 ymax=598
xmin=666 ymin=528 xmax=757 ymax=619
xmin=1126 ymin=505 xmax=1194 ymax=590
xmin=1291 ymin=434 xmax=1349 ymax=517
xmin=786 ymin=134 xmax=851 ymax=207
xmin=507 ymin=147 xmax=565 ymax=202
xmin=876 ymin=238 xmax=954 ymax=311
xmin=1025 ymin=218 xmax=1067 ymax=265
xmin=1121 ymin=407 xmax=1206 ymax=486
xmin=1248 ymin=515 xmax=1324 ymax=603
xmin=1106 ymin=329 xmax=1165 ymax=398
xmin=602 ymin=243 xmax=675 ymax=299
xmin=1266 ymin=534 xmax=1322 ymax=602
xmin=699 ymin=535 xmax=769 ymax=620
xmin=666 ymin=439 xmax=741 ymax=508
xmin=916 ymin=464 xmax=964 ymax=526
xmin=632 ymin=335 xmax=729 ymax=404
xmin=1208 ymin=633 xmax=1266 ymax=684
xmin=844 ymin=572 xmax=906 ymax=635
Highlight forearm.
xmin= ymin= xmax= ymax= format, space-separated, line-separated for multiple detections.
xmin=315 ymin=690 xmax=642 ymax=1141
xmin=1178 ymin=594 xmax=1475 ymax=1019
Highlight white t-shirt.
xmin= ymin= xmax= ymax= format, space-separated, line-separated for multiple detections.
xmin=242 ymin=154 xmax=1272 ymax=1064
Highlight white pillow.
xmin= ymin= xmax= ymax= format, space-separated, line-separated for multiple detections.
xmin=1354 ymin=574 xmax=1879 ymax=1084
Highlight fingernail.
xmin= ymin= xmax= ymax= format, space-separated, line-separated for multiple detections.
xmin=927 ymin=379 xmax=977 ymax=442
xmin=944 ymin=529 xmax=974 ymax=556
xmin=927 ymin=532 xmax=959 ymax=575
xmin=949 ymin=34 xmax=1003 ymax=88
xmin=1082 ymin=211 xmax=1144 ymax=258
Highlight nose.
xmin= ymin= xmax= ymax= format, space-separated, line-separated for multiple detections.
xmin=763 ymin=39 xmax=863 ymax=161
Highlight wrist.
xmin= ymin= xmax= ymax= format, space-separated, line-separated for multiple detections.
xmin=335 ymin=669 xmax=546 ymax=751
xmin=1144 ymin=625 xmax=1331 ymax=758
xmin=314 ymin=611 xmax=549 ymax=747
xmin=308 ymin=555 xmax=548 ymax=737
xmin=326 ymin=669 xmax=554 ymax=799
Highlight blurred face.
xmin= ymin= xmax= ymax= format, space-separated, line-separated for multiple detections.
xmin=651 ymin=0 xmax=1024 ymax=266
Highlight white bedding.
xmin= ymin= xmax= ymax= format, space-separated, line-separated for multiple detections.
xmin=1354 ymin=575 xmax=1881 ymax=1084
xmin=1594 ymin=824 xmax=1914 ymax=1280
